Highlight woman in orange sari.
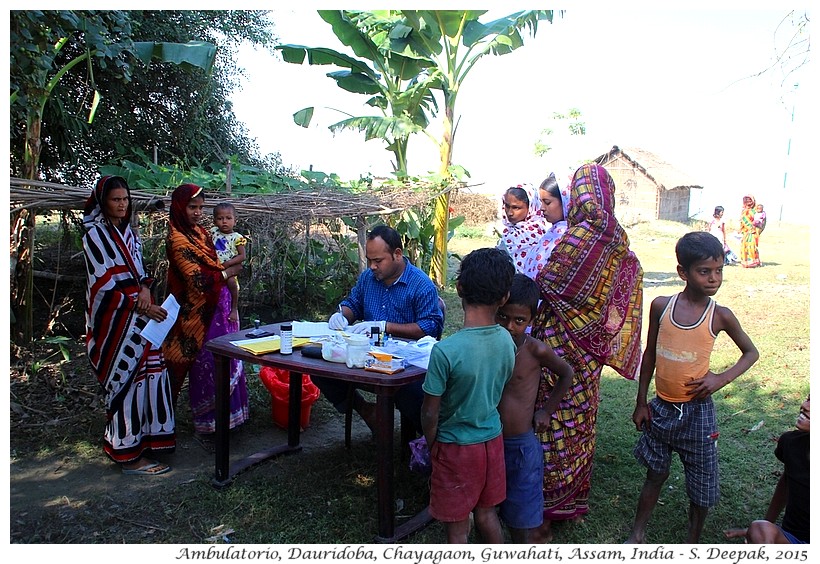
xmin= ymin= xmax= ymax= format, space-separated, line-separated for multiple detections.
xmin=530 ymin=164 xmax=644 ymax=541
xmin=739 ymin=195 xmax=761 ymax=268
xmin=163 ymin=184 xmax=249 ymax=437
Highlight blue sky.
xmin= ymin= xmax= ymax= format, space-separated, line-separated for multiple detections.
xmin=231 ymin=7 xmax=813 ymax=223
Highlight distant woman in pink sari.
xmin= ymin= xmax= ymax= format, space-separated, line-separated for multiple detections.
xmin=739 ymin=195 xmax=761 ymax=268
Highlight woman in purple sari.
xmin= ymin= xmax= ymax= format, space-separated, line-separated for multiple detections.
xmin=162 ymin=184 xmax=249 ymax=436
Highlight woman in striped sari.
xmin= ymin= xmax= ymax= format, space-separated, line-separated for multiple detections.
xmin=82 ymin=175 xmax=175 ymax=475
xmin=530 ymin=164 xmax=644 ymax=541
xmin=162 ymin=184 xmax=249 ymax=437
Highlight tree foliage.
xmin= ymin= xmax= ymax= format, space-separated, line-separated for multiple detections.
xmin=534 ymin=108 xmax=586 ymax=157
xmin=280 ymin=10 xmax=555 ymax=285
xmin=395 ymin=10 xmax=556 ymax=285
xmin=9 ymin=10 xmax=281 ymax=187
xmin=276 ymin=10 xmax=440 ymax=177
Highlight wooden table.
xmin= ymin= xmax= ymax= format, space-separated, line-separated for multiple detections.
xmin=204 ymin=323 xmax=432 ymax=542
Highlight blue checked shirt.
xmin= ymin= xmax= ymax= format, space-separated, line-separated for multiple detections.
xmin=341 ymin=257 xmax=443 ymax=339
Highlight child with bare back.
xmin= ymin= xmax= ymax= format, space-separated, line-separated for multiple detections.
xmin=495 ymin=273 xmax=574 ymax=543
xmin=210 ymin=202 xmax=247 ymax=324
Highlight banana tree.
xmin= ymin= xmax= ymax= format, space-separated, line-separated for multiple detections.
xmin=9 ymin=10 xmax=216 ymax=343
xmin=391 ymin=10 xmax=556 ymax=286
xmin=277 ymin=9 xmax=554 ymax=286
xmin=276 ymin=10 xmax=439 ymax=177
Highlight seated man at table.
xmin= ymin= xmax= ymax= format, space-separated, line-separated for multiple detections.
xmin=318 ymin=224 xmax=444 ymax=435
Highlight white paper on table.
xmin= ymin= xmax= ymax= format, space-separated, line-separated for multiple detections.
xmin=139 ymin=294 xmax=180 ymax=349
xmin=292 ymin=321 xmax=340 ymax=338
xmin=397 ymin=336 xmax=437 ymax=370
xmin=230 ymin=336 xmax=280 ymax=347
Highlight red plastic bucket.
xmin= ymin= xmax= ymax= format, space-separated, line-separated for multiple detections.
xmin=259 ymin=367 xmax=320 ymax=430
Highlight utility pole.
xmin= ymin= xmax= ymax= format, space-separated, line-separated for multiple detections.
xmin=780 ymin=84 xmax=797 ymax=222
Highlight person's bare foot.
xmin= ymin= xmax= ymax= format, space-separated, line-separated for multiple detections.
xmin=724 ymin=528 xmax=748 ymax=540
xmin=121 ymin=459 xmax=148 ymax=471
xmin=531 ymin=519 xmax=553 ymax=543
xmin=193 ymin=433 xmax=215 ymax=453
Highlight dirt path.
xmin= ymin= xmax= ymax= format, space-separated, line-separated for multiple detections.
xmin=10 ymin=415 xmax=368 ymax=509
xmin=9 ymin=346 xmax=376 ymax=544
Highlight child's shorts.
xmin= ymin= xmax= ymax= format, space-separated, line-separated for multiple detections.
xmin=430 ymin=434 xmax=506 ymax=522
xmin=633 ymin=396 xmax=720 ymax=508
xmin=781 ymin=527 xmax=809 ymax=544
xmin=499 ymin=431 xmax=544 ymax=530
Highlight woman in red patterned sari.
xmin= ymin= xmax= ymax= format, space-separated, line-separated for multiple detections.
xmin=162 ymin=184 xmax=249 ymax=437
xmin=83 ymin=175 xmax=175 ymax=475
xmin=530 ymin=164 xmax=644 ymax=541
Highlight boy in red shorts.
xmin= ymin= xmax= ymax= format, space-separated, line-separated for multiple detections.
xmin=421 ymin=248 xmax=516 ymax=543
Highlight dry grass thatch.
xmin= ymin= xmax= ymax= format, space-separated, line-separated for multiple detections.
xmin=594 ymin=145 xmax=701 ymax=189
xmin=10 ymin=177 xmax=472 ymax=221
xmin=450 ymin=191 xmax=498 ymax=225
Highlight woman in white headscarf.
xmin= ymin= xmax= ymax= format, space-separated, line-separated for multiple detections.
xmin=534 ymin=172 xmax=571 ymax=266
xmin=498 ymin=182 xmax=549 ymax=278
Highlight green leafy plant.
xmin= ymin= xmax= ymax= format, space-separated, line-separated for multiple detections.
xmin=391 ymin=206 xmax=464 ymax=275
xmin=100 ymin=152 xmax=304 ymax=195
xmin=27 ymin=336 xmax=73 ymax=378
xmin=43 ymin=336 xmax=72 ymax=362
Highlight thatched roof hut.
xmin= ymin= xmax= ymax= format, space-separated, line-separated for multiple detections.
xmin=594 ymin=145 xmax=703 ymax=223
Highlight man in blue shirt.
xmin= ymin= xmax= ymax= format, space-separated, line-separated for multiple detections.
xmin=321 ymin=224 xmax=444 ymax=434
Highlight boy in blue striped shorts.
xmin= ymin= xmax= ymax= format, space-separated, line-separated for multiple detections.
xmin=625 ymin=232 xmax=759 ymax=543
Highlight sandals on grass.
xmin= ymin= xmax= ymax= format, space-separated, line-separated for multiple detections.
xmin=121 ymin=459 xmax=171 ymax=476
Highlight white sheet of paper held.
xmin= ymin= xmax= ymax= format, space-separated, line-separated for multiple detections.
xmin=140 ymin=294 xmax=180 ymax=349
xmin=292 ymin=321 xmax=339 ymax=338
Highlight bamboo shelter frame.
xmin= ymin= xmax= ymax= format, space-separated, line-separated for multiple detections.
xmin=10 ymin=177 xmax=464 ymax=218
xmin=9 ymin=176 xmax=468 ymax=343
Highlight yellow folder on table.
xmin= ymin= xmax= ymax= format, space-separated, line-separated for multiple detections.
xmin=231 ymin=336 xmax=312 ymax=355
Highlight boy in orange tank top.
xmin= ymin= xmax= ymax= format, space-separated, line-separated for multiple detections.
xmin=625 ymin=231 xmax=759 ymax=543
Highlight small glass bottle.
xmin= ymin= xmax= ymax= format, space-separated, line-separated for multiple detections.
xmin=280 ymin=323 xmax=293 ymax=355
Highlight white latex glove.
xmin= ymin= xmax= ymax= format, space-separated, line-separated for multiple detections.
xmin=347 ymin=322 xmax=372 ymax=335
xmin=349 ymin=320 xmax=385 ymax=335
xmin=328 ymin=312 xmax=349 ymax=330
